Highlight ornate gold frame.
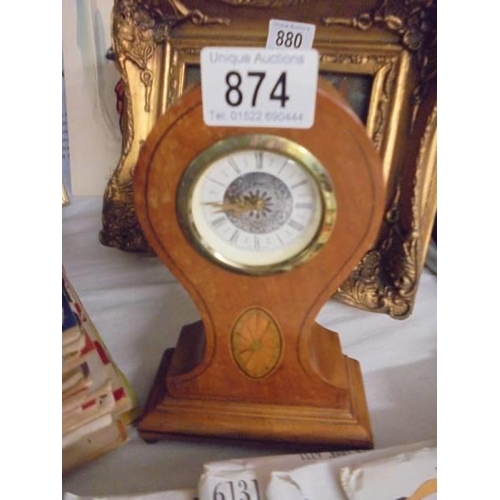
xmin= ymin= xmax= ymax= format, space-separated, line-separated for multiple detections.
xmin=100 ymin=0 xmax=436 ymax=319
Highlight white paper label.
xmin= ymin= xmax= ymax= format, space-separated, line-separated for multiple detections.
xmin=266 ymin=19 xmax=316 ymax=50
xmin=200 ymin=47 xmax=319 ymax=129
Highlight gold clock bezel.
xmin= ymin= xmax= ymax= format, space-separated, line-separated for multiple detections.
xmin=177 ymin=134 xmax=337 ymax=276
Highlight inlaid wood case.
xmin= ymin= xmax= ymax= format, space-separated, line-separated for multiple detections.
xmin=133 ymin=80 xmax=385 ymax=447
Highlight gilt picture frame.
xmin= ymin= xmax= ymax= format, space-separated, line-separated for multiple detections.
xmin=99 ymin=0 xmax=436 ymax=319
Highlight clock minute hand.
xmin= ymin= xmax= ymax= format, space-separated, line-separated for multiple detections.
xmin=203 ymin=200 xmax=255 ymax=214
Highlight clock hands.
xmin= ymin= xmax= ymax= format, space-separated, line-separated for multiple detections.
xmin=204 ymin=191 xmax=273 ymax=217
xmin=203 ymin=199 xmax=255 ymax=215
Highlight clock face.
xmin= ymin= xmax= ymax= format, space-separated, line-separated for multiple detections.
xmin=178 ymin=134 xmax=336 ymax=274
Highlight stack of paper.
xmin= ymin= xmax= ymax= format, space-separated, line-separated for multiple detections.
xmin=198 ymin=441 xmax=436 ymax=500
xmin=62 ymin=268 xmax=139 ymax=473
xmin=63 ymin=441 xmax=436 ymax=499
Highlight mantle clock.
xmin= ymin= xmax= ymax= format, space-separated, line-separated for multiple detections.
xmin=133 ymin=80 xmax=386 ymax=447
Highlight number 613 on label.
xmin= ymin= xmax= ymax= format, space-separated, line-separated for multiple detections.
xmin=211 ymin=479 xmax=262 ymax=500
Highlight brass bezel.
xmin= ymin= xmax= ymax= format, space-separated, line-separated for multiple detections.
xmin=177 ymin=134 xmax=337 ymax=275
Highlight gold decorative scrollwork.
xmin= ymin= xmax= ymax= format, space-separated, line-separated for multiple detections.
xmin=323 ymin=0 xmax=436 ymax=130
xmin=336 ymin=182 xmax=419 ymax=319
xmin=336 ymin=102 xmax=436 ymax=318
xmin=99 ymin=0 xmax=229 ymax=252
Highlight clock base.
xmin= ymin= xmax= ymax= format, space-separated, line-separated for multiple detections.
xmin=138 ymin=348 xmax=373 ymax=448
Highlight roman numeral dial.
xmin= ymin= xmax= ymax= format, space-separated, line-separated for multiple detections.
xmin=180 ymin=134 xmax=337 ymax=274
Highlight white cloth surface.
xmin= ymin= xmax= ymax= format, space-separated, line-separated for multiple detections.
xmin=62 ymin=195 xmax=436 ymax=497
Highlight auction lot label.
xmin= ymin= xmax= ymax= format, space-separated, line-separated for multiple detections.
xmin=201 ymin=47 xmax=319 ymax=129
xmin=266 ymin=19 xmax=316 ymax=50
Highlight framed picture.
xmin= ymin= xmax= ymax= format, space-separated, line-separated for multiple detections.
xmin=100 ymin=0 xmax=436 ymax=319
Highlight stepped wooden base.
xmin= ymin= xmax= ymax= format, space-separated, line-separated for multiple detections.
xmin=138 ymin=349 xmax=373 ymax=449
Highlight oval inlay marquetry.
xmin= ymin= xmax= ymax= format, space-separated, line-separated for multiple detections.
xmin=231 ymin=308 xmax=282 ymax=379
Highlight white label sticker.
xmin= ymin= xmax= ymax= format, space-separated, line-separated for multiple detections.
xmin=266 ymin=19 xmax=316 ymax=50
xmin=201 ymin=47 xmax=319 ymax=129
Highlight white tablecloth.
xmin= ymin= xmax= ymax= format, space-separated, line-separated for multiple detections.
xmin=62 ymin=195 xmax=437 ymax=497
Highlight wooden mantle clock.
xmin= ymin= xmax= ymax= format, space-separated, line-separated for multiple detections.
xmin=134 ymin=80 xmax=386 ymax=447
